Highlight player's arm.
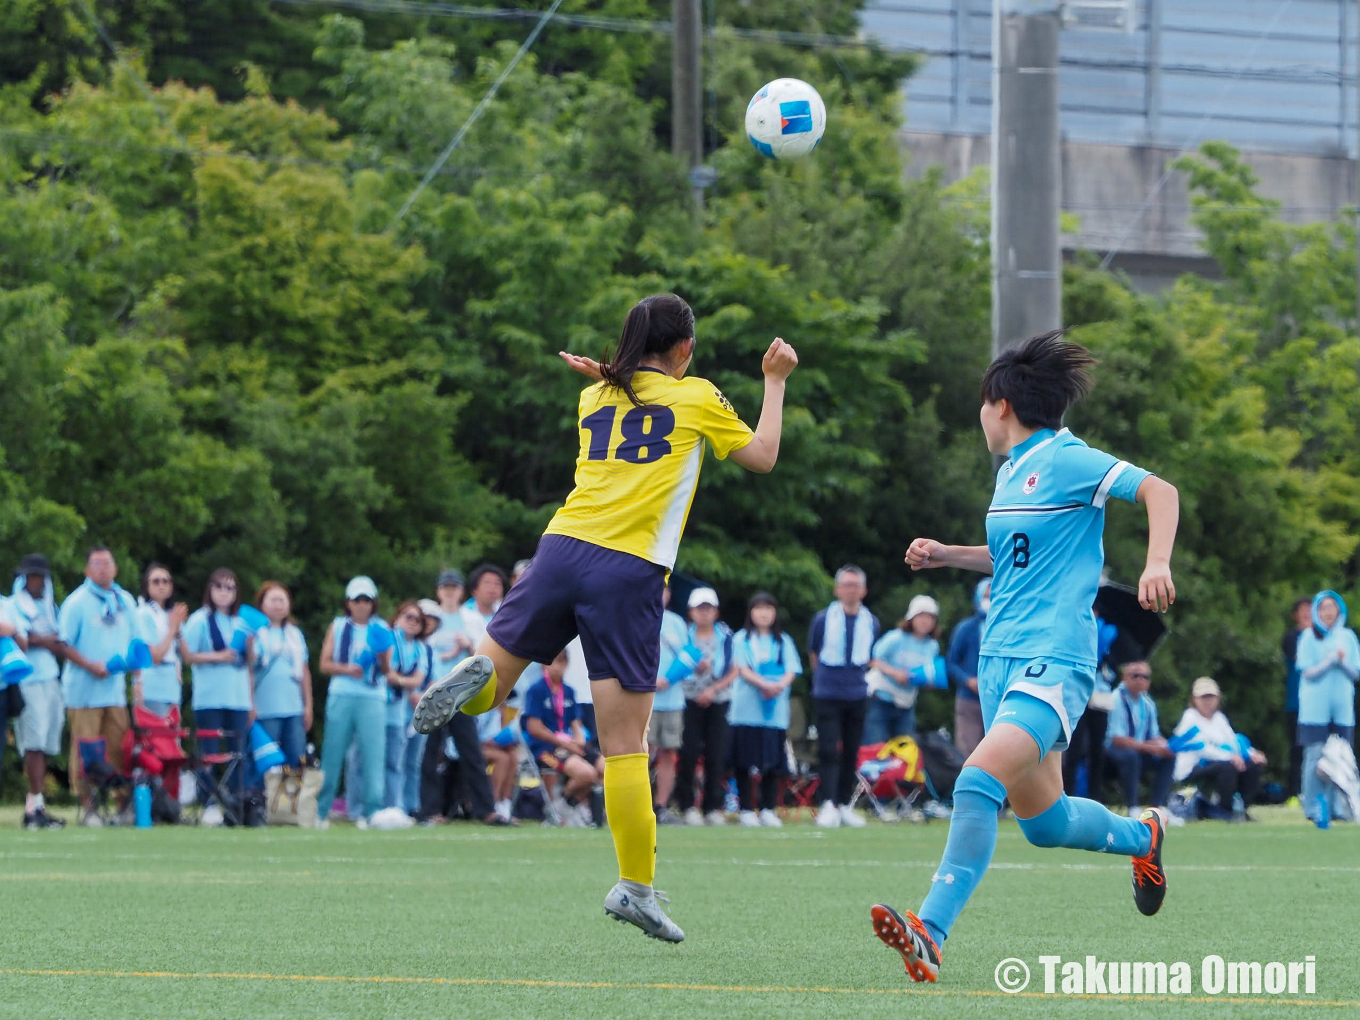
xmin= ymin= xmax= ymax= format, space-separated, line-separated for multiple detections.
xmin=728 ymin=339 xmax=798 ymax=474
xmin=1135 ymin=475 xmax=1179 ymax=613
xmin=904 ymin=539 xmax=994 ymax=574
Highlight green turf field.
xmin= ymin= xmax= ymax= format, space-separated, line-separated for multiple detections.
xmin=0 ymin=808 xmax=1355 ymax=1019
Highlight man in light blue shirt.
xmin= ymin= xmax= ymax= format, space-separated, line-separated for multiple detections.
xmin=1104 ymin=661 xmax=1175 ymax=813
xmin=59 ymin=547 xmax=140 ymax=809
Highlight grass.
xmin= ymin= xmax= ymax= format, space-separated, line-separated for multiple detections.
xmin=0 ymin=806 xmax=1356 ymax=1020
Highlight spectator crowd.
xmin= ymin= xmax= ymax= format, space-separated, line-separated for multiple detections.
xmin=1 ymin=548 xmax=1355 ymax=831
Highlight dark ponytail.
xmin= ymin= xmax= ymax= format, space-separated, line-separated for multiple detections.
xmin=600 ymin=293 xmax=695 ymax=407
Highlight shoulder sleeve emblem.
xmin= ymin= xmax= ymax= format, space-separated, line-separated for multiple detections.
xmin=713 ymin=388 xmax=734 ymax=413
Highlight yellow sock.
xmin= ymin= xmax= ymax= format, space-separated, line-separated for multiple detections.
xmin=459 ymin=669 xmax=499 ymax=716
xmin=604 ymin=753 xmax=656 ymax=886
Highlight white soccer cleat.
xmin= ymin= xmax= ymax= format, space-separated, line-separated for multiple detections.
xmin=758 ymin=809 xmax=783 ymax=828
xmin=604 ymin=883 xmax=685 ymax=943
xmin=683 ymin=807 xmax=704 ymax=827
xmin=816 ymin=801 xmax=841 ymax=828
xmin=412 ymin=654 xmax=494 ymax=734
xmin=738 ymin=810 xmax=761 ymax=828
xmin=704 ymin=809 xmax=727 ymax=826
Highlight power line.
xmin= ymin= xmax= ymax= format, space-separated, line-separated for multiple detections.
xmin=390 ymin=0 xmax=564 ymax=226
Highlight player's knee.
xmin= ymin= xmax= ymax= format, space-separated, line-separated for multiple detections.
xmin=1016 ymin=796 xmax=1073 ymax=848
xmin=953 ymin=765 xmax=1008 ymax=814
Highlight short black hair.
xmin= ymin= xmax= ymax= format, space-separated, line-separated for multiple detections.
xmin=467 ymin=563 xmax=508 ymax=596
xmin=980 ymin=329 xmax=1096 ymax=430
xmin=87 ymin=545 xmax=112 ymax=561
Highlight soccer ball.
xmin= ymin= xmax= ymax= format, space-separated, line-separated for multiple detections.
xmin=745 ymin=78 xmax=827 ymax=160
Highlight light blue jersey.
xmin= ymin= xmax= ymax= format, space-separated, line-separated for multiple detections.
xmin=654 ymin=609 xmax=689 ymax=712
xmin=982 ymin=428 xmax=1150 ymax=668
xmin=253 ymin=622 xmax=309 ymax=720
xmin=729 ymin=629 xmax=802 ymax=729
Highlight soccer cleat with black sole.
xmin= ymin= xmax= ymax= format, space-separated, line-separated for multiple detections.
xmin=871 ymin=904 xmax=941 ymax=983
xmin=1132 ymin=806 xmax=1169 ymax=916
xmin=411 ymin=654 xmax=494 ymax=734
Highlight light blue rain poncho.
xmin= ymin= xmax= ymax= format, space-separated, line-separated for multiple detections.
xmin=1295 ymin=590 xmax=1360 ymax=730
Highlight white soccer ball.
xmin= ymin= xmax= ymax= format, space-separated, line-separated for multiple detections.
xmin=745 ymin=78 xmax=827 ymax=161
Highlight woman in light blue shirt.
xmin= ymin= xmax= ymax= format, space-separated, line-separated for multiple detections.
xmin=864 ymin=595 xmax=943 ymax=745
xmin=383 ymin=599 xmax=429 ymax=812
xmin=1296 ymin=590 xmax=1360 ymax=823
xmin=135 ymin=562 xmax=188 ymax=718
xmin=181 ymin=568 xmax=254 ymax=809
xmin=729 ymin=592 xmax=802 ymax=828
xmin=315 ymin=575 xmax=393 ymax=827
xmin=248 ymin=582 xmax=311 ymax=768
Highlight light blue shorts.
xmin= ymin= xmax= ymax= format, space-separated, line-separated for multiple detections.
xmin=15 ymin=679 xmax=65 ymax=756
xmin=977 ymin=655 xmax=1095 ymax=755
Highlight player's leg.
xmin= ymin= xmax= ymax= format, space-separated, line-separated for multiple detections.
xmin=595 ymin=679 xmax=683 ymax=942
xmin=415 ymin=541 xmax=583 ymax=733
xmin=1000 ymin=690 xmax=1168 ymax=916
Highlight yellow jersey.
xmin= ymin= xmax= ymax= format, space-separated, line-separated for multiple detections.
xmin=544 ymin=368 xmax=755 ymax=569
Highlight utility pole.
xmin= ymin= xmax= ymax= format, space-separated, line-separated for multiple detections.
xmin=991 ymin=0 xmax=1063 ymax=359
xmin=672 ymin=0 xmax=705 ymax=209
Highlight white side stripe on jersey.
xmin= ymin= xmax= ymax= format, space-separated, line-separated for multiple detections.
xmin=1092 ymin=461 xmax=1131 ymax=508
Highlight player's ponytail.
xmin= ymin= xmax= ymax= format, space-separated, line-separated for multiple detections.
xmin=600 ymin=293 xmax=695 ymax=407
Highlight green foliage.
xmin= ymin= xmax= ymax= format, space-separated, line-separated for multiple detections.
xmin=2 ymin=4 xmax=1357 ymax=783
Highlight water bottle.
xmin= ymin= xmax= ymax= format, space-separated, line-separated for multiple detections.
xmin=1231 ymin=793 xmax=1245 ymax=822
xmin=1316 ymin=793 xmax=1331 ymax=830
xmin=134 ymin=784 xmax=153 ymax=828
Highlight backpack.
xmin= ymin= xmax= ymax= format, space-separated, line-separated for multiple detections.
xmin=918 ymin=728 xmax=967 ymax=804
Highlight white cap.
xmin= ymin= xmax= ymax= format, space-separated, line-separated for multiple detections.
xmin=345 ymin=575 xmax=378 ymax=600
xmin=688 ymin=587 xmax=720 ymax=609
xmin=1192 ymin=677 xmax=1221 ymax=698
xmin=905 ymin=595 xmax=940 ymax=621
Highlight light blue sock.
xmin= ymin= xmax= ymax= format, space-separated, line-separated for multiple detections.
xmin=917 ymin=765 xmax=1007 ymax=946
xmin=1016 ymin=793 xmax=1152 ymax=857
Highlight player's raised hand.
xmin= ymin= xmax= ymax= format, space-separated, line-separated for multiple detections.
xmin=1138 ymin=561 xmax=1175 ymax=613
xmin=762 ymin=337 xmax=798 ymax=381
xmin=905 ymin=538 xmax=947 ymax=571
xmin=558 ymin=351 xmax=605 ymax=381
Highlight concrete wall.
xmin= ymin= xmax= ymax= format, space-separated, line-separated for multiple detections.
xmin=902 ymin=130 xmax=1359 ymax=289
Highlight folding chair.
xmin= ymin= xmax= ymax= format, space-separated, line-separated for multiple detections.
xmin=513 ymin=729 xmax=563 ymax=826
xmin=77 ymin=737 xmax=132 ymax=826
xmin=183 ymin=723 xmax=247 ymax=826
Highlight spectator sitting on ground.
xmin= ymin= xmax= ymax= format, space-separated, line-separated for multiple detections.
xmin=135 ymin=563 xmax=188 ymax=719
xmin=1171 ymin=677 xmax=1267 ymax=821
xmin=945 ymin=578 xmax=990 ymax=757
xmin=10 ymin=554 xmax=67 ymax=829
xmin=59 ymin=546 xmax=140 ymax=821
xmin=1104 ymin=660 xmax=1177 ymax=821
xmin=522 ymin=648 xmax=603 ymax=826
xmin=248 ymin=582 xmax=311 ymax=768
xmin=865 ymin=594 xmax=941 ymax=745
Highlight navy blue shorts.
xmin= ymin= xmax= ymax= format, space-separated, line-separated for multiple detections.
xmin=487 ymin=535 xmax=665 ymax=693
